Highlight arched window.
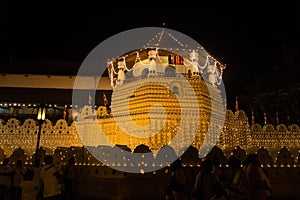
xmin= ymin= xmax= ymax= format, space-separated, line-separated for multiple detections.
xmin=141 ymin=68 xmax=149 ymax=78
xmin=165 ymin=66 xmax=176 ymax=77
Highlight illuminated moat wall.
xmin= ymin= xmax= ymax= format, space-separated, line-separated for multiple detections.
xmin=0 ymin=109 xmax=300 ymax=159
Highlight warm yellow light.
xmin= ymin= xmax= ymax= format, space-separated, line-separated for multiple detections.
xmin=37 ymin=104 xmax=46 ymax=121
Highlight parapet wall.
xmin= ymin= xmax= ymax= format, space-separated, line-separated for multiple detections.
xmin=0 ymin=109 xmax=300 ymax=164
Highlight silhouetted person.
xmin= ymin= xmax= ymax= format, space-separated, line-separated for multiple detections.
xmin=29 ymin=159 xmax=43 ymax=200
xmin=209 ymin=182 xmax=227 ymax=200
xmin=0 ymin=158 xmax=11 ymax=200
xmin=211 ymin=157 xmax=226 ymax=189
xmin=62 ymin=157 xmax=76 ymax=200
xmin=20 ymin=169 xmax=40 ymax=200
xmin=10 ymin=160 xmax=27 ymax=200
xmin=40 ymin=155 xmax=62 ymax=200
xmin=245 ymin=154 xmax=271 ymax=200
xmin=225 ymin=156 xmax=248 ymax=200
xmin=166 ymin=159 xmax=189 ymax=200
xmin=192 ymin=159 xmax=218 ymax=200
xmin=226 ymin=156 xmax=242 ymax=187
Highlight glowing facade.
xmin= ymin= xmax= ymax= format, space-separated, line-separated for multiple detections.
xmin=85 ymin=43 xmax=226 ymax=153
xmin=1 ymin=29 xmax=299 ymax=158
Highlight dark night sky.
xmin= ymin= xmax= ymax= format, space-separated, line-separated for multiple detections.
xmin=1 ymin=2 xmax=300 ymax=112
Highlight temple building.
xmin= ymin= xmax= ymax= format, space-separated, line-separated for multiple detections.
xmin=0 ymin=29 xmax=300 ymax=161
xmin=1 ymin=28 xmax=299 ymax=200
xmin=86 ymin=47 xmax=227 ymax=154
xmin=0 ymin=28 xmax=299 ymax=158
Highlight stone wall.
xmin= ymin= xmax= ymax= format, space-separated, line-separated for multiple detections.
xmin=69 ymin=165 xmax=300 ymax=200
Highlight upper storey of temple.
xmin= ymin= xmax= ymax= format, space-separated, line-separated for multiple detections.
xmin=107 ymin=29 xmax=226 ymax=89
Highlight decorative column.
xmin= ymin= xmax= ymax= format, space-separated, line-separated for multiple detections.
xmin=148 ymin=49 xmax=157 ymax=77
xmin=189 ymin=50 xmax=199 ymax=74
xmin=116 ymin=59 xmax=125 ymax=86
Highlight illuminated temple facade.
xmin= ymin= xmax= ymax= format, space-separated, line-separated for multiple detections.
xmin=0 ymin=29 xmax=299 ymax=158
xmin=1 ymin=47 xmax=300 ymax=157
xmin=1 ymin=29 xmax=299 ymax=200
xmin=94 ymin=47 xmax=227 ymax=153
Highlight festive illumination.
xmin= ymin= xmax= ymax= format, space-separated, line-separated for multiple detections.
xmin=0 ymin=109 xmax=300 ymax=160
xmin=99 ymin=44 xmax=226 ymax=153
xmin=0 ymin=28 xmax=299 ymax=166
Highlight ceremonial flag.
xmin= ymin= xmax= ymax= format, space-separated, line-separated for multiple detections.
xmin=264 ymin=111 xmax=267 ymax=125
xmin=88 ymin=93 xmax=92 ymax=105
xmin=235 ymin=96 xmax=239 ymax=111
xmin=63 ymin=108 xmax=67 ymax=120
xmin=103 ymin=93 xmax=108 ymax=106
xmin=276 ymin=110 xmax=280 ymax=125
xmin=251 ymin=109 xmax=255 ymax=125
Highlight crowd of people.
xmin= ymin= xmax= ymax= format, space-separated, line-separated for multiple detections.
xmin=0 ymin=155 xmax=76 ymax=200
xmin=0 ymin=152 xmax=272 ymax=200
xmin=166 ymin=153 xmax=272 ymax=200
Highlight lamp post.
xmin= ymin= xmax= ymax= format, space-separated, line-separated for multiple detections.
xmin=34 ymin=102 xmax=46 ymax=167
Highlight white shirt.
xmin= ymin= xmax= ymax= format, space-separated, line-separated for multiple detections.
xmin=20 ymin=179 xmax=40 ymax=200
xmin=40 ymin=164 xmax=61 ymax=198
